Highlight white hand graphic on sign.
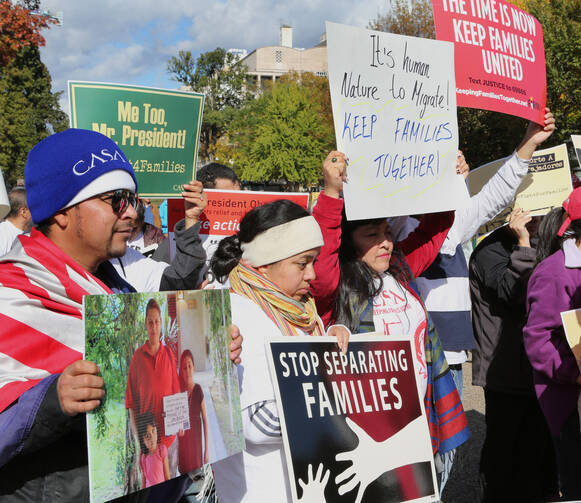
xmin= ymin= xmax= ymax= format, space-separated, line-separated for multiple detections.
xmin=297 ymin=463 xmax=330 ymax=503
xmin=335 ymin=416 xmax=428 ymax=503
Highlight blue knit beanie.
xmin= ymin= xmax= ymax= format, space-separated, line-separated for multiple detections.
xmin=25 ymin=129 xmax=138 ymax=224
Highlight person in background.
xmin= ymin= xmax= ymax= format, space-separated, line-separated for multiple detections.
xmin=392 ymin=109 xmax=555 ymax=490
xmin=469 ymin=208 xmax=557 ymax=502
xmin=0 ymin=187 xmax=33 ymax=256
xmin=128 ymin=200 xmax=166 ymax=257
xmin=524 ymin=187 xmax=581 ymax=500
xmin=196 ymin=163 xmax=240 ymax=190
xmin=114 ymin=180 xmax=208 ymax=292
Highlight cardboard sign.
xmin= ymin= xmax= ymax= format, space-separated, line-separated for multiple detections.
xmin=467 ymin=144 xmax=573 ymax=234
xmin=432 ymin=0 xmax=546 ymax=123
xmin=69 ymin=81 xmax=204 ymax=197
xmin=561 ymin=309 xmax=581 ymax=365
xmin=167 ymin=190 xmax=309 ymax=273
xmin=162 ymin=391 xmax=190 ymax=437
xmin=267 ymin=335 xmax=438 ymax=503
xmin=326 ymin=21 xmax=469 ymax=220
xmin=84 ymin=289 xmax=244 ymax=502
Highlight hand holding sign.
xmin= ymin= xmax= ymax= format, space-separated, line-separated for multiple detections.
xmin=182 ymin=180 xmax=207 ymax=228
xmin=297 ymin=463 xmax=330 ymax=503
xmin=322 ymin=151 xmax=348 ymax=199
xmin=336 ymin=416 xmax=431 ymax=503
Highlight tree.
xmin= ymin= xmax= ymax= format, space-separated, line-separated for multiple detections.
xmin=0 ymin=0 xmax=54 ymax=66
xmin=368 ymin=0 xmax=581 ymax=169
xmin=525 ymin=0 xmax=581 ymax=158
xmin=368 ymin=0 xmax=436 ymax=38
xmin=225 ymin=80 xmax=329 ymax=186
xmin=0 ymin=44 xmax=68 ymax=184
xmin=278 ymin=71 xmax=336 ymax=151
xmin=167 ymin=48 xmax=254 ymax=161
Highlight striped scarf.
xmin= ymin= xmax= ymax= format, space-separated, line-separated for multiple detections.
xmin=0 ymin=229 xmax=112 ymax=412
xmin=229 ymin=261 xmax=324 ymax=337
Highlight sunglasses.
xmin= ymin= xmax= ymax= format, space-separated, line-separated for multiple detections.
xmin=97 ymin=189 xmax=140 ymax=214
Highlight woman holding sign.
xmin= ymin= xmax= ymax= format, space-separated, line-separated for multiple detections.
xmin=310 ymin=152 xmax=469 ymax=474
xmin=524 ymin=187 xmax=581 ymax=500
xmin=209 ymin=199 xmax=348 ymax=502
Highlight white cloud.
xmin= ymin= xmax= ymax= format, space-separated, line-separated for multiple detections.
xmin=39 ymin=0 xmax=386 ymax=115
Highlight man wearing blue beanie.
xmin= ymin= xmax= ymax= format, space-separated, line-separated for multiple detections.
xmin=0 ymin=129 xmax=241 ymax=502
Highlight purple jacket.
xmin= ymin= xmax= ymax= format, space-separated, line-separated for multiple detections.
xmin=523 ymin=248 xmax=581 ymax=436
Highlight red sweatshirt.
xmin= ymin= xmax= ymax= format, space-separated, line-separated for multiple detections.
xmin=310 ymin=193 xmax=454 ymax=327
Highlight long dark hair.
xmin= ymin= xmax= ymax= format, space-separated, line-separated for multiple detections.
xmin=137 ymin=411 xmax=159 ymax=453
xmin=210 ymin=199 xmax=310 ymax=283
xmin=334 ymin=211 xmax=407 ymax=331
xmin=536 ymin=208 xmax=581 ymax=263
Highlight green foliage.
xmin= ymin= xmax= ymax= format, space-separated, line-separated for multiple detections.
xmin=221 ymin=80 xmax=330 ymax=186
xmin=368 ymin=0 xmax=581 ymax=169
xmin=368 ymin=0 xmax=436 ymax=38
xmin=525 ymin=0 xmax=581 ymax=162
xmin=0 ymin=44 xmax=67 ymax=184
xmin=167 ymin=47 xmax=254 ymax=161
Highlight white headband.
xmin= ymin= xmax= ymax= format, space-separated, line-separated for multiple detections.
xmin=241 ymin=215 xmax=324 ymax=267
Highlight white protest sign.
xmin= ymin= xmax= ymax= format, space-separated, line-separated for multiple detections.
xmin=162 ymin=391 xmax=190 ymax=437
xmin=326 ymin=21 xmax=469 ymax=220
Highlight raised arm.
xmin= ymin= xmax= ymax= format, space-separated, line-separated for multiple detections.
xmin=397 ymin=210 xmax=455 ymax=278
xmin=455 ymin=108 xmax=556 ymax=243
xmin=311 ymin=151 xmax=348 ymax=327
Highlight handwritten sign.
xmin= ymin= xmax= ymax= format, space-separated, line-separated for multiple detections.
xmin=468 ymin=144 xmax=572 ymax=234
xmin=267 ymin=335 xmax=438 ymax=503
xmin=163 ymin=391 xmax=190 ymax=436
xmin=326 ymin=21 xmax=469 ymax=220
xmin=69 ymin=81 xmax=204 ymax=197
xmin=432 ymin=0 xmax=546 ymax=123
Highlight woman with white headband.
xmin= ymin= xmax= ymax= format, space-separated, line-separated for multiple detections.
xmin=210 ymin=199 xmax=348 ymax=502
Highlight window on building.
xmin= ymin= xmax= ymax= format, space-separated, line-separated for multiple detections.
xmin=275 ymin=50 xmax=282 ymax=63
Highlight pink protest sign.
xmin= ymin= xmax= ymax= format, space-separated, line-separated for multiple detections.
xmin=432 ymin=0 xmax=546 ymax=123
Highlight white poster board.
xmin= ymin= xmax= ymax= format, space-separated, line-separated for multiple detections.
xmin=162 ymin=391 xmax=190 ymax=436
xmin=326 ymin=21 xmax=469 ymax=220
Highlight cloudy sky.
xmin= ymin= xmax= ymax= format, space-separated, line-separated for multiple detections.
xmin=39 ymin=0 xmax=388 ymax=115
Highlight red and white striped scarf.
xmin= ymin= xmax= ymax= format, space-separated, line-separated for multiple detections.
xmin=0 ymin=229 xmax=112 ymax=412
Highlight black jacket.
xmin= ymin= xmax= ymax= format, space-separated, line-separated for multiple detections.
xmin=469 ymin=227 xmax=537 ymax=394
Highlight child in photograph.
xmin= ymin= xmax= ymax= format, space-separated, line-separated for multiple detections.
xmin=178 ymin=349 xmax=209 ymax=473
xmin=138 ymin=411 xmax=170 ymax=488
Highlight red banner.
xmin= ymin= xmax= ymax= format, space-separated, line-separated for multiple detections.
xmin=432 ymin=0 xmax=546 ymax=123
xmin=167 ymin=190 xmax=309 ymax=235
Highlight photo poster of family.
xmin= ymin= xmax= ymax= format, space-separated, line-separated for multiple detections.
xmin=83 ymin=289 xmax=244 ymax=503
xmin=267 ymin=335 xmax=438 ymax=503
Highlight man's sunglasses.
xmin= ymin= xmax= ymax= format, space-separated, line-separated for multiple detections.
xmin=97 ymin=190 xmax=140 ymax=214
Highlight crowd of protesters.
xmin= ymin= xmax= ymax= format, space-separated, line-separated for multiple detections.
xmin=2 ymin=104 xmax=581 ymax=503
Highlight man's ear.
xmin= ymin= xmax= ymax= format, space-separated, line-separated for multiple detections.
xmin=52 ymin=209 xmax=71 ymax=230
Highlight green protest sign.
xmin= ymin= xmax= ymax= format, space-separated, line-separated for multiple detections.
xmin=69 ymin=81 xmax=204 ymax=197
